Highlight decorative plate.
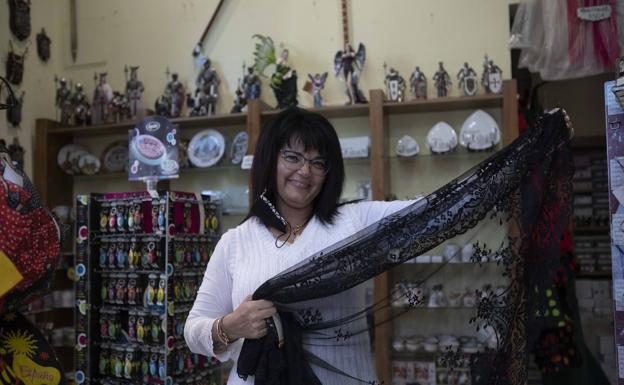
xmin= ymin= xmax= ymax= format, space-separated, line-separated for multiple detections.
xmin=101 ymin=141 xmax=129 ymax=173
xmin=395 ymin=135 xmax=419 ymax=157
xmin=426 ymin=122 xmax=458 ymax=154
xmin=230 ymin=131 xmax=248 ymax=164
xmin=459 ymin=110 xmax=501 ymax=151
xmin=78 ymin=153 xmax=101 ymax=175
xmin=188 ymin=129 xmax=225 ymax=168
xmin=57 ymin=144 xmax=86 ymax=175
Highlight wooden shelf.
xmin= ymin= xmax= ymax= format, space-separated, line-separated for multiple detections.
xmin=577 ymin=271 xmax=612 ymax=279
xmin=384 ymin=93 xmax=503 ymax=115
xmin=574 ymin=226 xmax=610 ymax=234
xmin=261 ymin=102 xmax=370 ymax=120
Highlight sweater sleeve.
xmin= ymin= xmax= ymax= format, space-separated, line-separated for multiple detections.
xmin=184 ymin=230 xmax=237 ymax=362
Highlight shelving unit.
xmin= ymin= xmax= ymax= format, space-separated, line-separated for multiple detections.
xmin=33 ymin=80 xmax=518 ymax=385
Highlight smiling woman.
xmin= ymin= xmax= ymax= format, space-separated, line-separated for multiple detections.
xmin=184 ymin=107 xmax=414 ymax=385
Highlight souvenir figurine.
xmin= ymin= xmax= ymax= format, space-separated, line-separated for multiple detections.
xmin=127 ymin=277 xmax=137 ymax=304
xmin=433 ymin=62 xmax=451 ymax=98
xmin=147 ymin=241 xmax=157 ymax=267
xmin=253 ymin=35 xmax=298 ymax=108
xmin=9 ymin=0 xmax=31 ymax=40
xmin=174 ymin=280 xmax=182 ymax=301
xmin=175 ymin=242 xmax=184 ymax=265
xmin=158 ymin=202 xmax=166 ymax=232
xmin=71 ymin=83 xmax=91 ymax=126
xmin=109 ymin=205 xmax=117 ymax=231
xmin=141 ymin=349 xmax=149 ymax=377
xmin=127 ymin=205 xmax=135 ymax=232
xmin=481 ymin=55 xmax=503 ymax=94
xmin=116 ymin=278 xmax=126 ymax=304
xmin=114 ymin=352 xmax=123 ymax=377
xmin=5 ymin=91 xmax=23 ymax=128
xmin=100 ymin=203 xmax=109 ymax=231
xmin=185 ymin=240 xmax=192 ymax=265
xmin=409 ymin=66 xmax=428 ymax=100
xmin=108 ymin=316 xmax=116 ymax=338
xmin=54 ymin=76 xmax=72 ymax=125
xmin=125 ymin=65 xmax=145 ymax=119
xmin=108 ymin=278 xmax=116 ymax=303
xmin=99 ymin=350 xmax=108 ymax=375
xmin=192 ymin=240 xmax=201 ymax=265
xmin=175 ymin=315 xmax=184 ymax=337
xmin=334 ymin=43 xmax=367 ymax=105
xmin=108 ymin=243 xmax=116 ymax=268
xmin=128 ymin=315 xmax=136 ymax=341
xmin=307 ymin=72 xmax=328 ymax=107
xmin=156 ymin=276 xmax=166 ymax=306
xmin=92 ymin=72 xmax=113 ymax=125
xmin=117 ymin=204 xmax=125 ymax=231
xmin=184 ymin=202 xmax=192 ymax=233
xmin=124 ymin=352 xmax=133 ymax=379
xmin=137 ymin=316 xmax=145 ymax=343
xmin=151 ymin=200 xmax=159 ymax=232
xmin=149 ymin=353 xmax=158 ymax=377
xmin=6 ymin=42 xmax=27 ymax=85
xmin=189 ymin=58 xmax=220 ymax=116
xmin=383 ymin=64 xmax=406 ymax=102
xmin=108 ymin=91 xmax=131 ymax=123
xmin=101 ymin=278 xmax=108 ymax=302
xmin=151 ymin=317 xmax=160 ymax=342
xmin=100 ymin=317 xmax=108 ymax=338
xmin=133 ymin=201 xmax=142 ymax=232
xmin=159 ymin=355 xmax=166 ymax=379
xmin=457 ymin=62 xmax=478 ymax=96
xmin=99 ymin=244 xmax=108 ymax=267
xmin=144 ymin=277 xmax=156 ymax=307
xmin=231 ymin=80 xmax=247 ymax=113
xmin=116 ymin=242 xmax=126 ymax=268
xmin=155 ymin=69 xmax=185 ymax=118
xmin=36 ymin=28 xmax=51 ymax=62
xmin=128 ymin=240 xmax=138 ymax=268
xmin=242 ymin=64 xmax=262 ymax=100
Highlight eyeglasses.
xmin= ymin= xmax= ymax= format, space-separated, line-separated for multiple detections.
xmin=279 ymin=149 xmax=329 ymax=176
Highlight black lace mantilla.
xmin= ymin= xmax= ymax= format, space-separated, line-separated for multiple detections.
xmin=237 ymin=110 xmax=574 ymax=385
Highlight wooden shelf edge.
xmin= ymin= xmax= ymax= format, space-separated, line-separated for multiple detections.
xmin=384 ymin=93 xmax=503 ymax=115
xmin=576 ymin=272 xmax=612 ymax=279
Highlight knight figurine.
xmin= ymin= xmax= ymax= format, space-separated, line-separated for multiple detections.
xmin=242 ymin=65 xmax=261 ymax=100
xmin=92 ymin=72 xmax=113 ymax=125
xmin=334 ymin=43 xmax=367 ymax=105
xmin=71 ymin=82 xmax=91 ymax=126
xmin=230 ymin=81 xmax=246 ymax=113
xmin=432 ymin=62 xmax=451 ymax=98
xmin=155 ymin=70 xmax=185 ymax=118
xmin=307 ymin=72 xmax=328 ymax=107
xmin=409 ymin=66 xmax=427 ymax=100
xmin=457 ymin=62 xmax=478 ymax=97
xmin=384 ymin=64 xmax=406 ymax=103
xmin=481 ymin=55 xmax=503 ymax=94
xmin=125 ymin=65 xmax=145 ymax=119
xmin=190 ymin=58 xmax=220 ymax=116
xmin=55 ymin=76 xmax=73 ymax=125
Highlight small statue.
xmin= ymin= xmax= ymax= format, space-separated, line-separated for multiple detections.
xmin=307 ymin=72 xmax=328 ymax=107
xmin=383 ymin=64 xmax=406 ymax=102
xmin=155 ymin=69 xmax=185 ymax=118
xmin=108 ymin=91 xmax=130 ymax=123
xmin=457 ymin=62 xmax=478 ymax=96
xmin=230 ymin=83 xmax=246 ymax=113
xmin=242 ymin=65 xmax=262 ymax=100
xmin=137 ymin=316 xmax=145 ymax=343
xmin=70 ymin=83 xmax=91 ymax=126
xmin=189 ymin=58 xmax=220 ymax=116
xmin=6 ymin=42 xmax=27 ymax=85
xmin=410 ymin=66 xmax=427 ymax=100
xmin=36 ymin=28 xmax=51 ymax=62
xmin=432 ymin=62 xmax=451 ymax=98
xmin=125 ymin=65 xmax=145 ymax=119
xmin=6 ymin=91 xmax=24 ymax=128
xmin=253 ymin=35 xmax=298 ymax=108
xmin=334 ymin=43 xmax=367 ymax=105
xmin=481 ymin=55 xmax=503 ymax=94
xmin=92 ymin=72 xmax=113 ymax=124
xmin=55 ymin=76 xmax=72 ymax=125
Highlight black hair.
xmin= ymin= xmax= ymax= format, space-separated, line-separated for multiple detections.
xmin=247 ymin=106 xmax=345 ymax=227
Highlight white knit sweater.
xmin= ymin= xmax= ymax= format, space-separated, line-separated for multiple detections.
xmin=184 ymin=200 xmax=412 ymax=385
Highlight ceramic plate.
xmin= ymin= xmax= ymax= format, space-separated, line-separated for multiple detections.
xmin=395 ymin=135 xmax=419 ymax=157
xmin=101 ymin=141 xmax=129 ymax=173
xmin=426 ymin=122 xmax=458 ymax=154
xmin=78 ymin=153 xmax=101 ymax=175
xmin=188 ymin=129 xmax=225 ymax=168
xmin=459 ymin=110 xmax=501 ymax=150
xmin=57 ymin=144 xmax=87 ymax=175
xmin=230 ymin=131 xmax=248 ymax=165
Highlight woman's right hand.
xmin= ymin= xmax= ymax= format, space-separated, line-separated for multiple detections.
xmin=221 ymin=295 xmax=277 ymax=340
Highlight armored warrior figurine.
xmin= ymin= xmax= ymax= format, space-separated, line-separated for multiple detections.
xmin=432 ymin=62 xmax=451 ymax=98
xmin=55 ymin=76 xmax=73 ymax=125
xmin=307 ymin=72 xmax=328 ymax=107
xmin=92 ymin=72 xmax=113 ymax=124
xmin=155 ymin=70 xmax=185 ymax=118
xmin=125 ymin=65 xmax=145 ymax=119
xmin=457 ymin=62 xmax=478 ymax=97
xmin=253 ymin=35 xmax=298 ymax=109
xmin=481 ymin=55 xmax=503 ymax=94
xmin=71 ymin=82 xmax=91 ymax=126
xmin=242 ymin=65 xmax=261 ymax=100
xmin=109 ymin=91 xmax=130 ymax=123
xmin=334 ymin=43 xmax=367 ymax=105
xmin=384 ymin=64 xmax=406 ymax=102
xmin=230 ymin=82 xmax=246 ymax=113
xmin=409 ymin=66 xmax=427 ymax=100
xmin=190 ymin=58 xmax=220 ymax=116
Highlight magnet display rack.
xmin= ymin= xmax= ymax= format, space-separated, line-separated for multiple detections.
xmin=34 ymin=80 xmax=518 ymax=385
xmin=73 ymin=190 xmax=222 ymax=385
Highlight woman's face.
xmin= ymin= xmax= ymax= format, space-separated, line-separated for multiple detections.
xmin=275 ymin=140 xmax=326 ymax=213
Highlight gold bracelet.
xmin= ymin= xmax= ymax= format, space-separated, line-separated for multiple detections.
xmin=215 ymin=317 xmax=232 ymax=345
